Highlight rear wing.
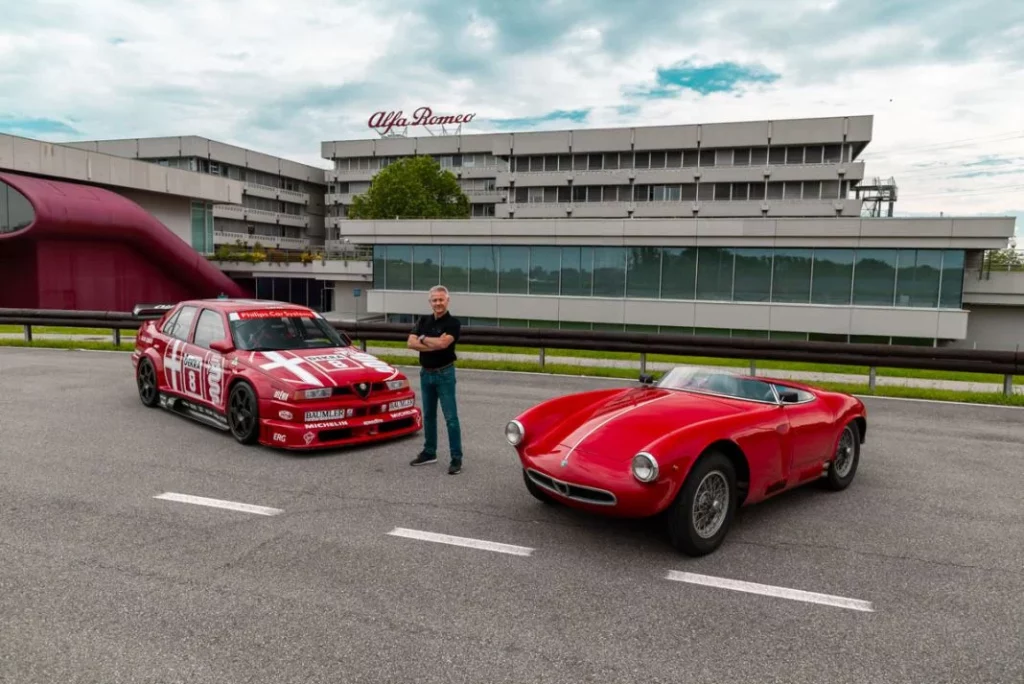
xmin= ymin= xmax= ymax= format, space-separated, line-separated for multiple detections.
xmin=132 ymin=303 xmax=177 ymax=320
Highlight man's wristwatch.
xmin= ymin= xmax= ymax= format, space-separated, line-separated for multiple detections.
xmin=418 ymin=334 xmax=425 ymax=343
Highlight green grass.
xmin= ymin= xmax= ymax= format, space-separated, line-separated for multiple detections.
xmin=2 ymin=337 xmax=1021 ymax=407
xmin=0 ymin=324 xmax=133 ymax=336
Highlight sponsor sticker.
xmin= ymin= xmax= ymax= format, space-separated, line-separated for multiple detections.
xmin=273 ymin=390 xmax=290 ymax=401
xmin=305 ymin=409 xmax=347 ymax=421
xmin=305 ymin=420 xmax=349 ymax=429
xmin=273 ymin=433 xmax=287 ymax=443
xmin=236 ymin=309 xmax=314 ymax=320
xmin=388 ymin=398 xmax=415 ymax=412
xmin=278 ymin=410 xmax=293 ymax=420
xmin=303 ymin=432 xmax=315 ymax=445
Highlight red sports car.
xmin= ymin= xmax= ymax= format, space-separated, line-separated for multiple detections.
xmin=504 ymin=366 xmax=866 ymax=556
xmin=130 ymin=299 xmax=421 ymax=450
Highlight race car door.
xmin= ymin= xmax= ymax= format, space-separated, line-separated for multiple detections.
xmin=159 ymin=304 xmax=199 ymax=399
xmin=178 ymin=307 xmax=230 ymax=414
xmin=774 ymin=384 xmax=838 ymax=476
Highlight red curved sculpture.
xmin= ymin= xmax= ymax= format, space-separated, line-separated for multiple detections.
xmin=0 ymin=171 xmax=247 ymax=311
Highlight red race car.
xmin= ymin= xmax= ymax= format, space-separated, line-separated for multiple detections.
xmin=130 ymin=299 xmax=421 ymax=450
xmin=504 ymin=366 xmax=866 ymax=556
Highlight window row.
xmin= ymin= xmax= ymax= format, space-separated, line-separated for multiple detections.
xmin=509 ymin=145 xmax=853 ymax=173
xmin=0 ymin=181 xmax=36 ymax=234
xmin=372 ymin=244 xmax=965 ymax=310
xmin=333 ymin=153 xmax=508 ymax=173
xmin=382 ymin=314 xmax=940 ymax=346
xmin=512 ymin=180 xmax=853 ymax=204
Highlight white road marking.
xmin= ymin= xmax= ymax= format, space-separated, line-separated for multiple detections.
xmin=153 ymin=492 xmax=283 ymax=516
xmin=665 ymin=571 xmax=875 ymax=612
xmin=387 ymin=527 xmax=533 ymax=556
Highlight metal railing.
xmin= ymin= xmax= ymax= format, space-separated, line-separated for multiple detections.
xmin=1 ymin=308 xmax=1020 ymax=396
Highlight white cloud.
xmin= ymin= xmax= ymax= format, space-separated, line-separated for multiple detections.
xmin=0 ymin=0 xmax=1021 ymax=230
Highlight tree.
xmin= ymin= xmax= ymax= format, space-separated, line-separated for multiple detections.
xmin=348 ymin=155 xmax=471 ymax=219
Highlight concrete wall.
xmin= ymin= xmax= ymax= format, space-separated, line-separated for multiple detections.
xmin=367 ymin=289 xmax=969 ymax=340
xmin=112 ymin=188 xmax=193 ymax=246
xmin=948 ymin=304 xmax=1024 ymax=350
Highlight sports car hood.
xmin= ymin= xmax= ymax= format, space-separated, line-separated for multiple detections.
xmin=547 ymin=388 xmax=749 ymax=463
xmin=236 ymin=346 xmax=400 ymax=388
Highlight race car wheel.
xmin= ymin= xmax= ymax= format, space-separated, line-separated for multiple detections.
xmin=667 ymin=451 xmax=737 ymax=557
xmin=136 ymin=357 xmax=159 ymax=408
xmin=227 ymin=381 xmax=260 ymax=445
xmin=822 ymin=422 xmax=860 ymax=491
xmin=523 ymin=469 xmax=555 ymax=505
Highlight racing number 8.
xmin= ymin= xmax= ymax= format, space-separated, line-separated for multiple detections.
xmin=187 ymin=370 xmax=198 ymax=394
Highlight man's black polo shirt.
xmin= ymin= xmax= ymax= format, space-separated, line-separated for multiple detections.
xmin=411 ymin=311 xmax=461 ymax=369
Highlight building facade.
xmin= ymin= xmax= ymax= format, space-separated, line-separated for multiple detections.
xmin=319 ymin=115 xmax=1020 ymax=347
xmin=66 ymin=136 xmax=327 ymax=254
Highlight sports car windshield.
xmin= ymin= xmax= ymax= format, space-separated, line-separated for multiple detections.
xmin=655 ymin=366 xmax=778 ymax=403
xmin=228 ymin=310 xmax=352 ymax=352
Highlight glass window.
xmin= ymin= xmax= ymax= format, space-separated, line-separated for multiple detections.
xmin=625 ymin=247 xmax=661 ymax=298
xmin=529 ymin=246 xmax=560 ymax=295
xmin=592 ymin=247 xmax=625 ymax=297
xmin=811 ymin=249 xmax=854 ymax=305
xmin=732 ymin=248 xmax=772 ymax=302
xmin=0 ymin=180 xmax=35 ymax=234
xmin=167 ymin=305 xmax=197 ymax=341
xmin=440 ymin=245 xmax=469 ymax=292
xmin=852 ymin=249 xmax=898 ymax=306
xmin=193 ymin=309 xmax=227 ymax=348
xmin=939 ymin=250 xmax=965 ymax=309
xmin=770 ymin=248 xmax=812 ymax=303
xmin=498 ymin=246 xmax=529 ymax=294
xmin=372 ymin=245 xmax=387 ymax=289
xmin=696 ymin=247 xmax=734 ymax=301
xmin=229 ymin=312 xmax=350 ymax=352
xmin=894 ymin=249 xmax=942 ymax=307
xmin=412 ymin=245 xmax=440 ymax=291
xmin=385 ymin=245 xmax=412 ymax=290
xmin=469 ymin=246 xmax=498 ymax=293
xmin=661 ymin=247 xmax=697 ymax=300
xmin=560 ymin=247 xmax=593 ymax=296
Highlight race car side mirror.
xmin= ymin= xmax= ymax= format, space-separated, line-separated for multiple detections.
xmin=639 ymin=373 xmax=655 ymax=385
xmin=210 ymin=339 xmax=234 ymax=353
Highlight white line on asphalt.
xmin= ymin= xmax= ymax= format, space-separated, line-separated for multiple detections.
xmin=387 ymin=527 xmax=534 ymax=556
xmin=665 ymin=571 xmax=874 ymax=612
xmin=153 ymin=492 xmax=283 ymax=516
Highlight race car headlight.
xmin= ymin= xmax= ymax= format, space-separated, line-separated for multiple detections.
xmin=301 ymin=388 xmax=332 ymax=400
xmin=631 ymin=452 xmax=659 ymax=483
xmin=386 ymin=379 xmax=409 ymax=391
xmin=504 ymin=420 xmax=524 ymax=446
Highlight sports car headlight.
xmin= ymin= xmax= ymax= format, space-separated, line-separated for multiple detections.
xmin=504 ymin=420 xmax=524 ymax=446
xmin=301 ymin=388 xmax=332 ymax=400
xmin=386 ymin=379 xmax=408 ymax=391
xmin=631 ymin=452 xmax=659 ymax=483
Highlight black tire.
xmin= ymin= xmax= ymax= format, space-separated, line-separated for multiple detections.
xmin=227 ymin=381 xmax=260 ymax=445
xmin=666 ymin=451 xmax=737 ymax=557
xmin=523 ymin=469 xmax=555 ymax=505
xmin=136 ymin=357 xmax=160 ymax=408
xmin=822 ymin=422 xmax=860 ymax=491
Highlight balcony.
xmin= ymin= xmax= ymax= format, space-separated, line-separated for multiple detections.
xmin=209 ymin=243 xmax=373 ymax=280
xmin=214 ymin=231 xmax=311 ymax=251
xmin=243 ymin=181 xmax=310 ymax=204
xmin=213 ymin=204 xmax=311 ymax=229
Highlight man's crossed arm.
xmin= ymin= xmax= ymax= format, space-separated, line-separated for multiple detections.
xmin=407 ymin=333 xmax=455 ymax=352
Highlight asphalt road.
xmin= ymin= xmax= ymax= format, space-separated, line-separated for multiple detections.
xmin=1 ymin=347 xmax=1022 ymax=684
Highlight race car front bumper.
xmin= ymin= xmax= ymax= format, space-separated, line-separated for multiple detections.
xmin=260 ymin=399 xmax=422 ymax=450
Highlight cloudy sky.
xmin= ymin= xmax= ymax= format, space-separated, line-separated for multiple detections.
xmin=1 ymin=0 xmax=1022 ymax=235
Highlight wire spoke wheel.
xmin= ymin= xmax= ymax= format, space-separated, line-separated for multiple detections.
xmin=833 ymin=426 xmax=856 ymax=478
xmin=691 ymin=471 xmax=730 ymax=539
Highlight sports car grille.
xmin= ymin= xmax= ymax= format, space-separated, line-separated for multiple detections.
xmin=526 ymin=469 xmax=617 ymax=506
xmin=332 ymin=382 xmax=389 ymax=397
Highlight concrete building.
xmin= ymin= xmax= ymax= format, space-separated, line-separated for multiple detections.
xmin=0 ymin=132 xmax=247 ymax=310
xmin=65 ymin=136 xmax=328 ymax=254
xmin=320 ymin=114 xmax=1023 ymax=348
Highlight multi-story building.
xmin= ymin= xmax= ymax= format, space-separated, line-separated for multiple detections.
xmin=320 ymin=115 xmax=1022 ymax=348
xmin=66 ymin=136 xmax=327 ymax=254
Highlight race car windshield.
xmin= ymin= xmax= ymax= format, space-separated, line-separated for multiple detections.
xmin=229 ymin=312 xmax=352 ymax=352
xmin=655 ymin=366 xmax=778 ymax=403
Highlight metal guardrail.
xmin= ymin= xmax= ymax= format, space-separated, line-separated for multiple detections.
xmin=0 ymin=308 xmax=1019 ymax=396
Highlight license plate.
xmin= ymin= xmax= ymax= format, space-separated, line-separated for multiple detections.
xmin=388 ymin=398 xmax=415 ymax=411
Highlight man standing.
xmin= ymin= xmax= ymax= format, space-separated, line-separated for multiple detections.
xmin=407 ymin=285 xmax=464 ymax=474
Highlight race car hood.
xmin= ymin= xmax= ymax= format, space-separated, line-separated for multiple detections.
xmin=550 ymin=388 xmax=749 ymax=464
xmin=236 ymin=346 xmax=401 ymax=388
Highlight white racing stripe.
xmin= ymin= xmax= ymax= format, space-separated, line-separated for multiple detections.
xmin=665 ymin=570 xmax=874 ymax=612
xmin=153 ymin=492 xmax=283 ymax=516
xmin=387 ymin=527 xmax=534 ymax=556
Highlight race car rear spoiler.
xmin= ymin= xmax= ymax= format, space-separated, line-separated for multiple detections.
xmin=132 ymin=303 xmax=177 ymax=319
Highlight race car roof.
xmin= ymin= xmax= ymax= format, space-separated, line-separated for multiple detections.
xmin=180 ymin=298 xmax=314 ymax=315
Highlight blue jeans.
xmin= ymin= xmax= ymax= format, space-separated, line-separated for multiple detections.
xmin=420 ymin=364 xmax=463 ymax=463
